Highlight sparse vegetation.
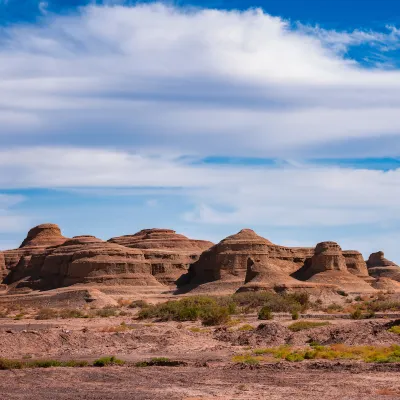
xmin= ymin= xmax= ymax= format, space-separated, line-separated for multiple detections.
xmin=129 ymin=300 xmax=149 ymax=309
xmin=95 ymin=307 xmax=119 ymax=318
xmin=287 ymin=321 xmax=330 ymax=332
xmin=0 ymin=358 xmax=89 ymax=370
xmin=232 ymin=354 xmax=262 ymax=365
xmin=258 ymin=306 xmax=273 ymax=320
xmin=388 ymin=325 xmax=400 ymax=335
xmin=138 ymin=296 xmax=233 ymax=325
xmin=248 ymin=344 xmax=400 ymax=363
xmin=135 ymin=357 xmax=185 ymax=367
xmin=93 ymin=356 xmax=125 ymax=367
xmin=35 ymin=308 xmax=59 ymax=320
xmin=237 ymin=324 xmax=255 ymax=331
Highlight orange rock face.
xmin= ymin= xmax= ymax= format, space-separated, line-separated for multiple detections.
xmin=0 ymin=252 xmax=6 ymax=281
xmin=3 ymin=224 xmax=68 ymax=282
xmin=342 ymin=250 xmax=369 ymax=277
xmin=367 ymin=251 xmax=400 ymax=281
xmin=186 ymin=229 xmax=315 ymax=288
xmin=14 ymin=235 xmax=161 ymax=290
xmin=109 ymin=229 xmax=213 ymax=285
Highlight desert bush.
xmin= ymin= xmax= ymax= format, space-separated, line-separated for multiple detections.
xmin=0 ymin=359 xmax=24 ymax=370
xmin=324 ymin=303 xmax=344 ymax=313
xmin=135 ymin=357 xmax=185 ymax=367
xmin=138 ymin=296 xmax=233 ymax=325
xmin=288 ymin=321 xmax=330 ymax=332
xmin=337 ymin=290 xmax=348 ymax=297
xmin=35 ymin=308 xmax=59 ymax=320
xmin=0 ymin=358 xmax=88 ymax=370
xmin=350 ymin=308 xmax=363 ymax=320
xmin=96 ymin=307 xmax=118 ymax=318
xmin=366 ymin=300 xmax=400 ymax=312
xmin=258 ymin=306 xmax=273 ymax=320
xmin=291 ymin=311 xmax=299 ymax=320
xmin=129 ymin=300 xmax=149 ymax=309
xmin=93 ymin=356 xmax=124 ymax=367
xmin=388 ymin=325 xmax=400 ymax=335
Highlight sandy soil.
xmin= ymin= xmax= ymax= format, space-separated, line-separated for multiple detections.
xmin=1 ymin=364 xmax=400 ymax=399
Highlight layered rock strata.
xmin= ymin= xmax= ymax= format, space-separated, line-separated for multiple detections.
xmin=367 ymin=251 xmax=400 ymax=281
xmin=109 ymin=229 xmax=213 ymax=285
xmin=11 ymin=235 xmax=161 ymax=290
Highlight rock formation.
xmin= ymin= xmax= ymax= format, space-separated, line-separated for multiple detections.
xmin=184 ymin=229 xmax=325 ymax=293
xmin=11 ymin=235 xmax=161 ymax=290
xmin=297 ymin=242 xmax=377 ymax=293
xmin=342 ymin=250 xmax=369 ymax=277
xmin=2 ymin=224 xmax=68 ymax=279
xmin=109 ymin=229 xmax=213 ymax=285
xmin=367 ymin=251 xmax=400 ymax=281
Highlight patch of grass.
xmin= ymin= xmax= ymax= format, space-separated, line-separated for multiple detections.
xmin=350 ymin=308 xmax=363 ymax=320
xmin=287 ymin=321 xmax=330 ymax=332
xmin=388 ymin=325 xmax=400 ymax=335
xmin=232 ymin=355 xmax=262 ymax=365
xmin=237 ymin=324 xmax=255 ymax=331
xmin=249 ymin=344 xmax=400 ymax=363
xmin=14 ymin=313 xmax=25 ymax=320
xmin=135 ymin=357 xmax=185 ymax=367
xmin=0 ymin=358 xmax=89 ymax=370
xmin=93 ymin=356 xmax=125 ymax=367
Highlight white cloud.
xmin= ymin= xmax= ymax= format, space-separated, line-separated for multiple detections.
xmin=0 ymin=4 xmax=400 ymax=156
xmin=2 ymin=146 xmax=400 ymax=229
xmin=0 ymin=194 xmax=30 ymax=234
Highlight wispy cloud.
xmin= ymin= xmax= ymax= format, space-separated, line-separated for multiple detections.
xmin=0 ymin=4 xmax=399 ymax=157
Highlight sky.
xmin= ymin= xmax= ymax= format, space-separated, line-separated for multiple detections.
xmin=1 ymin=0 xmax=400 ymax=262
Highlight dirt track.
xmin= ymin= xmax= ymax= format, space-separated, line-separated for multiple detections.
xmin=1 ymin=364 xmax=400 ymax=399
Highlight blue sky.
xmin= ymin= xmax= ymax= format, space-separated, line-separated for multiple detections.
xmin=1 ymin=0 xmax=400 ymax=262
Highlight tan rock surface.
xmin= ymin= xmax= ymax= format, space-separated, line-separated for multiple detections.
xmin=109 ymin=228 xmax=213 ymax=285
xmin=185 ymin=229 xmax=321 ymax=293
xmin=342 ymin=250 xmax=369 ymax=277
xmin=367 ymin=251 xmax=400 ymax=282
xmin=12 ymin=235 xmax=161 ymax=289
xmin=3 ymin=224 xmax=68 ymax=275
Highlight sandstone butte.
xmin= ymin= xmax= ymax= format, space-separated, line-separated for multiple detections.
xmin=108 ymin=229 xmax=213 ymax=285
xmin=1 ymin=224 xmax=400 ymax=295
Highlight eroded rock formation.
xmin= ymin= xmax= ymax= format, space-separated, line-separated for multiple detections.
xmin=185 ymin=229 xmax=324 ymax=293
xmin=3 ymin=224 xmax=68 ymax=282
xmin=342 ymin=250 xmax=369 ymax=277
xmin=15 ymin=235 xmax=161 ymax=289
xmin=109 ymin=229 xmax=213 ymax=285
xmin=367 ymin=251 xmax=400 ymax=281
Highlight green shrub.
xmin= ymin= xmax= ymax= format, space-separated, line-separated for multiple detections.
xmin=0 ymin=359 xmax=24 ymax=370
xmin=350 ymin=308 xmax=363 ymax=320
xmin=135 ymin=357 xmax=185 ymax=367
xmin=388 ymin=325 xmax=400 ymax=335
xmin=93 ymin=356 xmax=124 ymax=367
xmin=129 ymin=300 xmax=149 ymax=309
xmin=288 ymin=321 xmax=330 ymax=332
xmin=138 ymin=296 xmax=233 ymax=325
xmin=291 ymin=311 xmax=299 ymax=320
xmin=96 ymin=307 xmax=118 ymax=318
xmin=258 ymin=306 xmax=273 ymax=320
xmin=337 ymin=290 xmax=348 ymax=297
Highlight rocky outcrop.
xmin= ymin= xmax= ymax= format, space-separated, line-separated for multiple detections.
xmin=12 ymin=235 xmax=161 ymax=290
xmin=367 ymin=251 xmax=400 ymax=281
xmin=342 ymin=250 xmax=369 ymax=277
xmin=237 ymin=257 xmax=331 ymax=293
xmin=184 ymin=229 xmax=321 ymax=293
xmin=109 ymin=229 xmax=213 ymax=285
xmin=295 ymin=242 xmax=376 ymax=293
xmin=3 ymin=224 xmax=68 ymax=278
